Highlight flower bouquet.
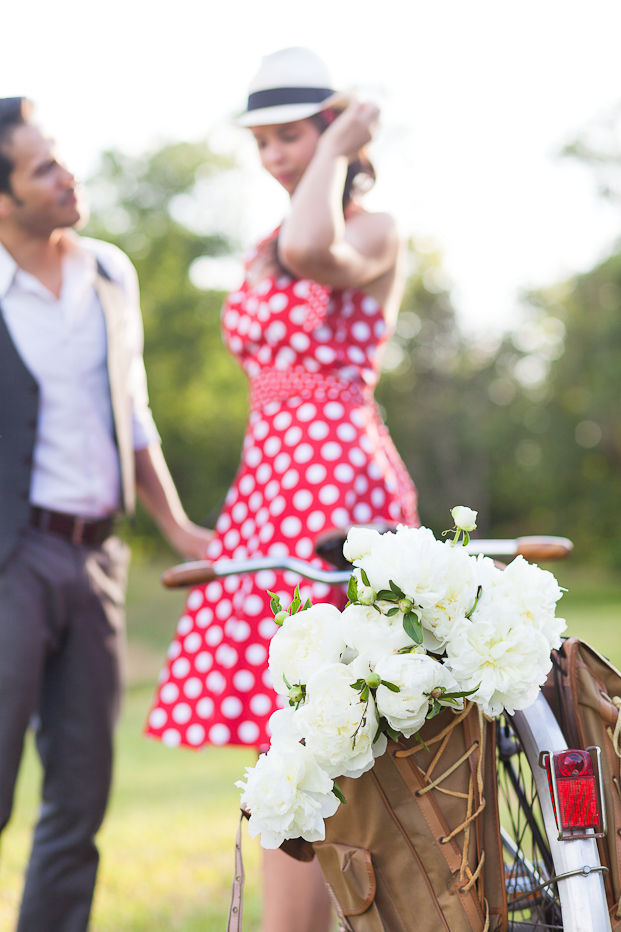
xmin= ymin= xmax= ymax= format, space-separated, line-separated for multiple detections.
xmin=237 ymin=508 xmax=566 ymax=850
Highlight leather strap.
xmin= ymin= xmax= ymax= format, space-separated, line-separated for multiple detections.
xmin=227 ymin=813 xmax=246 ymax=932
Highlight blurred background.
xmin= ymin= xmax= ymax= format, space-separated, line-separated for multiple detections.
xmin=3 ymin=1 xmax=621 ymax=929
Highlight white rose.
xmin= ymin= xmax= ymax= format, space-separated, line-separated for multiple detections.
xmin=356 ymin=526 xmax=452 ymax=613
xmin=343 ymin=526 xmax=381 ymax=563
xmin=445 ymin=608 xmax=552 ymax=717
xmin=268 ymin=603 xmax=346 ymax=696
xmin=294 ymin=663 xmax=387 ymax=778
xmin=482 ymin=555 xmax=566 ymax=650
xmin=419 ymin=542 xmax=478 ymax=652
xmin=340 ymin=602 xmax=413 ymax=665
xmin=374 ymin=653 xmax=462 ymax=737
xmin=451 ymin=506 xmax=478 ymax=532
xmin=236 ymin=742 xmax=339 ymax=849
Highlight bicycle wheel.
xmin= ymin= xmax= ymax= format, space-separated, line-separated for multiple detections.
xmin=497 ymin=693 xmax=610 ymax=932
xmin=498 ymin=713 xmax=563 ymax=930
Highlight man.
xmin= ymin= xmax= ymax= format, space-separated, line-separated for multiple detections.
xmin=0 ymin=98 xmax=212 ymax=932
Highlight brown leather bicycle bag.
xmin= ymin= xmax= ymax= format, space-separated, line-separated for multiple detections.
xmin=308 ymin=701 xmax=507 ymax=932
xmin=547 ymin=637 xmax=621 ymax=929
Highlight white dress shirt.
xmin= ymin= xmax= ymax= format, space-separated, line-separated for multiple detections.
xmin=0 ymin=232 xmax=160 ymax=518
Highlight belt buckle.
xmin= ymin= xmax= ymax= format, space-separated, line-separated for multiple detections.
xmin=71 ymin=517 xmax=86 ymax=546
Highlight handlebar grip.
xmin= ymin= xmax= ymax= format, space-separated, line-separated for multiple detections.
xmin=515 ymin=536 xmax=573 ymax=562
xmin=161 ymin=561 xmax=217 ymax=589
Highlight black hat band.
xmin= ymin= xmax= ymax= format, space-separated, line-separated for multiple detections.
xmin=247 ymin=86 xmax=334 ymax=112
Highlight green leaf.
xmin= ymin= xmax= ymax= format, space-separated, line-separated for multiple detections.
xmin=389 ymin=579 xmax=405 ymax=598
xmin=376 ymin=589 xmax=398 ymax=601
xmin=403 ymin=611 xmax=423 ymax=644
xmin=302 ymin=598 xmax=313 ymax=611
xmin=347 ymin=575 xmax=359 ymax=604
xmin=350 ymin=679 xmax=366 ymax=691
xmin=427 ymin=700 xmax=443 ymax=720
xmin=440 ymin=685 xmax=480 ymax=699
xmin=384 ymin=724 xmax=402 ymax=742
xmin=380 ymin=679 xmax=401 ymax=693
xmin=267 ymin=591 xmax=282 ymax=615
xmin=463 ymin=530 xmax=470 ymax=547
xmin=289 ymin=584 xmax=301 ymax=615
xmin=360 ymin=568 xmax=370 ymax=587
xmin=282 ymin=673 xmax=291 ymax=691
xmin=332 ymin=781 xmax=347 ymax=804
xmin=385 ymin=606 xmax=400 ymax=617
xmin=360 ymin=684 xmax=369 ymax=702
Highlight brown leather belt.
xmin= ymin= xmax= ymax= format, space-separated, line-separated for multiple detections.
xmin=30 ymin=507 xmax=115 ymax=547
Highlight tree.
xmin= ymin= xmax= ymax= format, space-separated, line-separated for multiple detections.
xmin=84 ymin=141 xmax=249 ymax=550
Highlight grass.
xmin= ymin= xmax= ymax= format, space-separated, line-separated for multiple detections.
xmin=1 ymin=557 xmax=621 ymax=931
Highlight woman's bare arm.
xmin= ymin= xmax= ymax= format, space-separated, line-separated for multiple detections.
xmin=278 ymin=102 xmax=400 ymax=290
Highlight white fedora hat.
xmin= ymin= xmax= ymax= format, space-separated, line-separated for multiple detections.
xmin=236 ymin=47 xmax=348 ymax=127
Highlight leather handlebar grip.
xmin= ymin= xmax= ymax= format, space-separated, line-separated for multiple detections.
xmin=515 ymin=536 xmax=573 ymax=563
xmin=161 ymin=561 xmax=217 ymax=589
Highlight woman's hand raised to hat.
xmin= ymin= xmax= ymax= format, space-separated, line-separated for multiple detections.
xmin=318 ymin=100 xmax=380 ymax=161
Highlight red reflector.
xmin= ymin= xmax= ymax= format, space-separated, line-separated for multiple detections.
xmin=556 ymin=776 xmax=599 ymax=829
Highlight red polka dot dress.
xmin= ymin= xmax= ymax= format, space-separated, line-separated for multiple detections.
xmin=145 ymin=260 xmax=419 ymax=752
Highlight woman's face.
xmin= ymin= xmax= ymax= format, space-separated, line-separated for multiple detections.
xmin=251 ymin=119 xmax=321 ymax=195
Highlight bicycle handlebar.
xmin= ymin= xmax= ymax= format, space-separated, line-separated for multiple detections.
xmin=161 ymin=535 xmax=573 ymax=589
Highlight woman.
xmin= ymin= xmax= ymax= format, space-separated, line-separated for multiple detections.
xmin=146 ymin=47 xmax=419 ymax=932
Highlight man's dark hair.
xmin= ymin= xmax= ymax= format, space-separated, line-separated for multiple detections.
xmin=0 ymin=98 xmax=33 ymax=194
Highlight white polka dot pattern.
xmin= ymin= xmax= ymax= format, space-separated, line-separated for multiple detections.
xmin=145 ymin=255 xmax=419 ymax=753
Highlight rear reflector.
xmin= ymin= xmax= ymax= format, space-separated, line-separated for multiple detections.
xmin=554 ymin=751 xmax=598 ymax=829
xmin=539 ymin=747 xmax=607 ymax=841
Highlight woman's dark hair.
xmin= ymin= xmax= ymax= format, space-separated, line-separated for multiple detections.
xmin=0 ymin=98 xmax=33 ymax=194
xmin=310 ymin=109 xmax=376 ymax=210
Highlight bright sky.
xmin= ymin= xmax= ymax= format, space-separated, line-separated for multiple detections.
xmin=3 ymin=0 xmax=621 ymax=334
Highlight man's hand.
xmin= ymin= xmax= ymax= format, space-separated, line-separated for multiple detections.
xmin=134 ymin=445 xmax=216 ymax=560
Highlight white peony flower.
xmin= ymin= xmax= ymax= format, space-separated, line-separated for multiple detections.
xmin=451 ymin=506 xmax=478 ymax=532
xmin=373 ymin=653 xmax=463 ymax=737
xmin=340 ymin=601 xmax=413 ymax=665
xmin=294 ymin=663 xmax=387 ymax=779
xmin=418 ymin=542 xmax=478 ymax=652
xmin=355 ymin=526 xmax=454 ymax=613
xmin=445 ymin=606 xmax=552 ymax=717
xmin=268 ymin=603 xmax=346 ymax=696
xmin=236 ymin=742 xmax=339 ymax=849
xmin=343 ymin=526 xmax=381 ymax=563
xmin=268 ymin=706 xmax=304 ymax=745
xmin=481 ymin=555 xmax=566 ymax=650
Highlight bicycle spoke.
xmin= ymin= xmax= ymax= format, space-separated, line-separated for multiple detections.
xmin=497 ymin=717 xmax=564 ymax=930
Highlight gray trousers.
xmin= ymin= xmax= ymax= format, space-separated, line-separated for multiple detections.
xmin=0 ymin=527 xmax=129 ymax=932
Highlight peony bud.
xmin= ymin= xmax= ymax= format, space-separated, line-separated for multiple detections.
xmin=430 ymin=688 xmax=443 ymax=699
xmin=365 ymin=673 xmax=381 ymax=689
xmin=398 ymin=598 xmax=413 ymax=614
xmin=274 ymin=610 xmax=289 ymax=627
xmin=358 ymin=586 xmax=376 ymax=606
xmin=288 ymin=685 xmax=304 ymax=703
xmin=451 ymin=506 xmax=478 ymax=532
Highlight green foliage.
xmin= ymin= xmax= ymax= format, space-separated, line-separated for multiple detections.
xmin=84 ymin=141 xmax=248 ymax=543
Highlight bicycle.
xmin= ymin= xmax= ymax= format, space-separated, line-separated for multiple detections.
xmin=162 ymin=532 xmax=611 ymax=932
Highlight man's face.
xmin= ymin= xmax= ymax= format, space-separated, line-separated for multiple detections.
xmin=0 ymin=123 xmax=83 ymax=235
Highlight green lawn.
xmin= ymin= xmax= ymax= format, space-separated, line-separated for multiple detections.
xmin=1 ymin=557 xmax=620 ymax=931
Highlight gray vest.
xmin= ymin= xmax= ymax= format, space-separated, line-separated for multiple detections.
xmin=0 ymin=260 xmax=136 ymax=568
